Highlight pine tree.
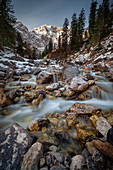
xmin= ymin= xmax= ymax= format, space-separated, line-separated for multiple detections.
xmin=89 ymin=0 xmax=98 ymax=38
xmin=102 ymin=0 xmax=111 ymax=36
xmin=70 ymin=13 xmax=78 ymax=50
xmin=58 ymin=35 xmax=61 ymax=48
xmin=78 ymin=8 xmax=85 ymax=47
xmin=95 ymin=4 xmax=104 ymax=41
xmin=0 ymin=0 xmax=16 ymax=48
xmin=62 ymin=18 xmax=69 ymax=48
xmin=48 ymin=38 xmax=53 ymax=53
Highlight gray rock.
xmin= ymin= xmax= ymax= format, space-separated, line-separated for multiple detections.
xmin=92 ymin=149 xmax=106 ymax=170
xmin=63 ymin=62 xmax=79 ymax=79
xmin=107 ymin=128 xmax=113 ymax=145
xmin=54 ymin=131 xmax=69 ymax=142
xmin=46 ymin=152 xmax=64 ymax=165
xmin=40 ymin=156 xmax=46 ymax=168
xmin=70 ymin=155 xmax=85 ymax=170
xmin=86 ymin=142 xmax=98 ymax=155
xmin=50 ymin=165 xmax=67 ymax=170
xmin=96 ymin=117 xmax=111 ymax=138
xmin=40 ymin=167 xmax=48 ymax=170
xmin=64 ymin=154 xmax=71 ymax=168
xmin=21 ymin=142 xmax=43 ymax=170
xmin=0 ymin=123 xmax=32 ymax=170
xmin=82 ymin=149 xmax=90 ymax=161
xmin=49 ymin=145 xmax=57 ymax=152
xmin=46 ymin=83 xmax=59 ymax=91
xmin=86 ymin=156 xmax=96 ymax=170
xmin=70 ymin=76 xmax=88 ymax=92
xmin=32 ymin=67 xmax=41 ymax=75
xmin=36 ymin=71 xmax=53 ymax=84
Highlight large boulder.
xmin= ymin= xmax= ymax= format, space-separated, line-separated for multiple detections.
xmin=46 ymin=83 xmax=59 ymax=91
xmin=0 ymin=123 xmax=32 ymax=170
xmin=21 ymin=142 xmax=43 ymax=170
xmin=36 ymin=71 xmax=53 ymax=84
xmin=92 ymin=140 xmax=113 ymax=161
xmin=70 ymin=77 xmax=88 ymax=92
xmin=65 ymin=103 xmax=101 ymax=116
xmin=96 ymin=117 xmax=112 ymax=138
xmin=62 ymin=62 xmax=79 ymax=80
xmin=70 ymin=155 xmax=85 ymax=170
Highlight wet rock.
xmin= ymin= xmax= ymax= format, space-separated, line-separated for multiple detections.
xmin=45 ymin=152 xmax=64 ymax=166
xmin=54 ymin=131 xmax=69 ymax=142
xmin=77 ymin=129 xmax=97 ymax=146
xmin=88 ymin=80 xmax=95 ymax=86
xmin=32 ymin=94 xmax=43 ymax=106
xmin=24 ymin=91 xmax=35 ymax=102
xmin=86 ymin=156 xmax=96 ymax=170
xmin=84 ymin=73 xmax=94 ymax=80
xmin=70 ymin=76 xmax=88 ymax=92
xmin=0 ymin=123 xmax=32 ymax=170
xmin=37 ymin=118 xmax=50 ymax=130
xmin=0 ymin=82 xmax=5 ymax=88
xmin=49 ymin=118 xmax=58 ymax=126
xmin=66 ymin=113 xmax=77 ymax=127
xmin=64 ymin=154 xmax=71 ymax=168
xmin=49 ymin=145 xmax=57 ymax=152
xmin=107 ymin=128 xmax=113 ymax=145
xmin=20 ymin=77 xmax=29 ymax=81
xmin=92 ymin=140 xmax=113 ymax=160
xmin=21 ymin=142 xmax=43 ymax=170
xmin=89 ymin=115 xmax=98 ymax=127
xmin=63 ymin=88 xmax=75 ymax=97
xmin=13 ymin=75 xmax=21 ymax=80
xmin=8 ymin=89 xmax=20 ymax=100
xmin=46 ymin=83 xmax=59 ymax=91
xmin=86 ymin=141 xmax=98 ymax=155
xmin=36 ymin=89 xmax=46 ymax=98
xmin=28 ymin=120 xmax=39 ymax=132
xmin=82 ymin=149 xmax=90 ymax=161
xmin=36 ymin=71 xmax=53 ymax=84
xmin=54 ymin=90 xmax=62 ymax=97
xmin=14 ymin=97 xmax=20 ymax=103
xmin=0 ymin=94 xmax=13 ymax=107
xmin=32 ymin=67 xmax=41 ymax=75
xmin=96 ymin=117 xmax=112 ymax=138
xmin=40 ymin=156 xmax=46 ymax=168
xmin=70 ymin=155 xmax=85 ymax=170
xmin=65 ymin=103 xmax=101 ymax=116
xmin=92 ymin=149 xmax=106 ymax=170
xmin=50 ymin=165 xmax=67 ymax=170
xmin=40 ymin=167 xmax=48 ymax=170
xmin=78 ymin=90 xmax=92 ymax=100
xmin=28 ymin=119 xmax=50 ymax=132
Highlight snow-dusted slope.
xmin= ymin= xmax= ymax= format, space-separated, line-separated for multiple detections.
xmin=68 ymin=32 xmax=113 ymax=81
xmin=14 ymin=21 xmax=63 ymax=53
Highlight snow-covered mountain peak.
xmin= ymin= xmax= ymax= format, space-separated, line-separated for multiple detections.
xmin=14 ymin=21 xmax=64 ymax=53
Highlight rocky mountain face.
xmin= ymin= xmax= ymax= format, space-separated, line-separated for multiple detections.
xmin=14 ymin=21 xmax=64 ymax=53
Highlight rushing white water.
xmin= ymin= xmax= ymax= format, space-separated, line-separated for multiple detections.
xmin=4 ymin=75 xmax=38 ymax=90
xmin=0 ymin=71 xmax=113 ymax=132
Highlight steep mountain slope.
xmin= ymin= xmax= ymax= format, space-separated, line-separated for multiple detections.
xmin=14 ymin=21 xmax=63 ymax=53
xmin=67 ymin=32 xmax=113 ymax=81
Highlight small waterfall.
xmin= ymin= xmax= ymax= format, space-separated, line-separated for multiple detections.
xmin=92 ymin=85 xmax=113 ymax=101
xmin=53 ymin=73 xmax=58 ymax=83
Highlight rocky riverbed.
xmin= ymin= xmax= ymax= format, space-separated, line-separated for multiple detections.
xmin=0 ymin=57 xmax=113 ymax=169
xmin=0 ymin=33 xmax=113 ymax=169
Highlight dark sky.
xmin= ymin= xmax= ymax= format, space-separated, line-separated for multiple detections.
xmin=12 ymin=0 xmax=103 ymax=30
